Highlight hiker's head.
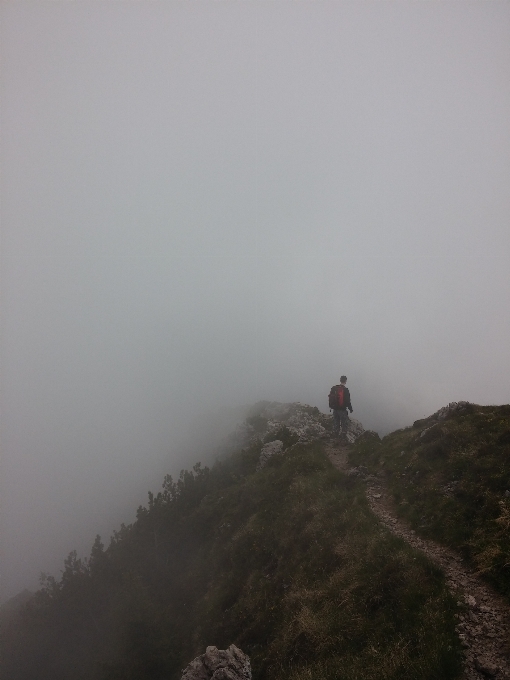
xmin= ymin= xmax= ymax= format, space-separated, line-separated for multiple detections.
xmin=340 ymin=375 xmax=347 ymax=384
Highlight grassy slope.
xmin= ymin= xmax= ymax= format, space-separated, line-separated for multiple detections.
xmin=1 ymin=441 xmax=461 ymax=680
xmin=349 ymin=404 xmax=510 ymax=599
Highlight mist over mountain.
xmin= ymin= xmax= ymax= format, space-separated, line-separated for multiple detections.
xmin=1 ymin=0 xmax=509 ymax=608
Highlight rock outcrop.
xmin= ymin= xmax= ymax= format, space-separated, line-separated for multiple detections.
xmin=434 ymin=401 xmax=471 ymax=420
xmin=180 ymin=645 xmax=251 ymax=680
xmin=413 ymin=401 xmax=473 ymax=429
xmin=342 ymin=417 xmax=364 ymax=444
xmin=257 ymin=439 xmax=284 ymax=469
xmin=227 ymin=401 xmax=365 ymax=454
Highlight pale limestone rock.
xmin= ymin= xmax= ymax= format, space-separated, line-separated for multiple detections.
xmin=435 ymin=401 xmax=471 ymax=420
xmin=344 ymin=417 xmax=364 ymax=444
xmin=257 ymin=440 xmax=284 ymax=469
xmin=226 ymin=401 xmax=365 ymax=457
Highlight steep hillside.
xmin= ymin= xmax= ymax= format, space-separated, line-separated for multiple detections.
xmin=1 ymin=405 xmax=462 ymax=680
xmin=349 ymin=402 xmax=510 ymax=599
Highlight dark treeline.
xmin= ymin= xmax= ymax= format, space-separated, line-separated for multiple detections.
xmin=1 ymin=452 xmax=256 ymax=680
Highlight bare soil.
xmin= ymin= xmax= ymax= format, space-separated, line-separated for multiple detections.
xmin=325 ymin=440 xmax=510 ymax=680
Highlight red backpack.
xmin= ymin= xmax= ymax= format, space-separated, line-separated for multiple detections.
xmin=329 ymin=385 xmax=345 ymax=409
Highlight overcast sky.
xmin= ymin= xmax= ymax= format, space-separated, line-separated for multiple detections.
xmin=1 ymin=1 xmax=509 ymax=602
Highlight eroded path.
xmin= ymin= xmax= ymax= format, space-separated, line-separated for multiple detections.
xmin=325 ymin=441 xmax=510 ymax=680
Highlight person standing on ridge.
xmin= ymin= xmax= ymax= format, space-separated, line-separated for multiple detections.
xmin=329 ymin=375 xmax=353 ymax=439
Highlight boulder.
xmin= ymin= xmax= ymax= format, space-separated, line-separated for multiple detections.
xmin=181 ymin=644 xmax=251 ymax=680
xmin=344 ymin=417 xmax=364 ymax=444
xmin=257 ymin=440 xmax=284 ymax=469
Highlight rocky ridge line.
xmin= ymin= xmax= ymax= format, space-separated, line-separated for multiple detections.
xmin=225 ymin=401 xmax=364 ymax=455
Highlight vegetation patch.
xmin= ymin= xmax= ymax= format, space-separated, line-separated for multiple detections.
xmin=349 ymin=404 xmax=510 ymax=598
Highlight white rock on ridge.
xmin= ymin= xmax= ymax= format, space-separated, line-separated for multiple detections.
xmin=222 ymin=401 xmax=365 ymax=455
xmin=257 ymin=440 xmax=284 ymax=469
xmin=434 ymin=401 xmax=471 ymax=420
xmin=180 ymin=644 xmax=251 ymax=680
xmin=343 ymin=417 xmax=364 ymax=444
xmin=287 ymin=412 xmax=327 ymax=442
xmin=250 ymin=402 xmax=342 ymax=444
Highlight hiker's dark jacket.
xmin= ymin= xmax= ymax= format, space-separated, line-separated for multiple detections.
xmin=329 ymin=385 xmax=353 ymax=411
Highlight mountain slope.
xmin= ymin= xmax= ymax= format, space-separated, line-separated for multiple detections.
xmin=1 ymin=406 xmax=462 ymax=680
xmin=349 ymin=402 xmax=510 ymax=599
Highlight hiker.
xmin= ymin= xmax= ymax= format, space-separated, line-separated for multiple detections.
xmin=329 ymin=375 xmax=353 ymax=438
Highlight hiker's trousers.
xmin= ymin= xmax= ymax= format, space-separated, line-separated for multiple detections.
xmin=332 ymin=408 xmax=350 ymax=435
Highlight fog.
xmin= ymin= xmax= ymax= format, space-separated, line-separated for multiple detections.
xmin=1 ymin=1 xmax=509 ymax=602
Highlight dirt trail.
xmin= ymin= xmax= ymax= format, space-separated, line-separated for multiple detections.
xmin=325 ymin=441 xmax=510 ymax=680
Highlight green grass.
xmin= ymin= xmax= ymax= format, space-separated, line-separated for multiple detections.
xmin=1 ymin=440 xmax=462 ymax=680
xmin=186 ymin=445 xmax=461 ymax=679
xmin=349 ymin=404 xmax=510 ymax=598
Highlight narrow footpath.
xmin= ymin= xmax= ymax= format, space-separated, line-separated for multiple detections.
xmin=325 ymin=441 xmax=510 ymax=680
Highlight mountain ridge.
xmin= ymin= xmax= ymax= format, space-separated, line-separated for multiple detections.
xmin=3 ymin=400 xmax=509 ymax=679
